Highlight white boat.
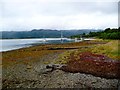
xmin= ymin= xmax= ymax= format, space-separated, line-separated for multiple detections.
xmin=43 ymin=38 xmax=47 ymax=42
xmin=61 ymin=31 xmax=63 ymax=43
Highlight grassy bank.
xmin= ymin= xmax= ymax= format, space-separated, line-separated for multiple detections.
xmin=55 ymin=40 xmax=120 ymax=79
xmin=91 ymin=40 xmax=119 ymax=60
xmin=56 ymin=40 xmax=119 ymax=64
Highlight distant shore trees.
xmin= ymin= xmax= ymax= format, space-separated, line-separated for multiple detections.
xmin=71 ymin=27 xmax=120 ymax=40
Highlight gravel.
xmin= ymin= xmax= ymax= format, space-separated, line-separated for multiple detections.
xmin=2 ymin=52 xmax=120 ymax=89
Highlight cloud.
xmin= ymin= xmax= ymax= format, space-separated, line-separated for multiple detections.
xmin=0 ymin=0 xmax=118 ymax=31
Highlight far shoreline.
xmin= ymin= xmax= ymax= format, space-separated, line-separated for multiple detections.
xmin=0 ymin=38 xmax=96 ymax=52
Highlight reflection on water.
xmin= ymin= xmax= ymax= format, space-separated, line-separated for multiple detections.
xmin=0 ymin=38 xmax=74 ymax=52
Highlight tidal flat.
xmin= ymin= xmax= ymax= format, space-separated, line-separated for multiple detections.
xmin=1 ymin=40 xmax=120 ymax=88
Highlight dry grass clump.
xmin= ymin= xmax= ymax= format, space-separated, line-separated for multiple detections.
xmin=91 ymin=40 xmax=119 ymax=60
xmin=54 ymin=51 xmax=72 ymax=64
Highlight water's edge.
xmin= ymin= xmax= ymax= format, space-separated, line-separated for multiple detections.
xmin=0 ymin=38 xmax=74 ymax=52
xmin=0 ymin=38 xmax=95 ymax=52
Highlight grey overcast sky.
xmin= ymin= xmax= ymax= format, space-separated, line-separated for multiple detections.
xmin=0 ymin=0 xmax=119 ymax=31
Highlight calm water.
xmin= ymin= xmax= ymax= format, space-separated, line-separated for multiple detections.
xmin=0 ymin=38 xmax=74 ymax=52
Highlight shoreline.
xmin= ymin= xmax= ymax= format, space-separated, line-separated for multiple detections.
xmin=0 ymin=38 xmax=75 ymax=52
xmin=2 ymin=40 xmax=120 ymax=88
xmin=0 ymin=38 xmax=96 ymax=52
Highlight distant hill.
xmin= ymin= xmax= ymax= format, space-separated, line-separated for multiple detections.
xmin=0 ymin=29 xmax=100 ymax=39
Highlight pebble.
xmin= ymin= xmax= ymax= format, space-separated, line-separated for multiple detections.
xmin=2 ymin=52 xmax=119 ymax=89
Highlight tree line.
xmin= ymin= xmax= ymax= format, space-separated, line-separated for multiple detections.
xmin=71 ymin=27 xmax=120 ymax=40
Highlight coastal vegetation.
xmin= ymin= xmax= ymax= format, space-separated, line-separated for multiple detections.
xmin=2 ymin=39 xmax=119 ymax=78
xmin=2 ymin=28 xmax=120 ymax=88
xmin=71 ymin=27 xmax=120 ymax=40
xmin=57 ymin=40 xmax=120 ymax=78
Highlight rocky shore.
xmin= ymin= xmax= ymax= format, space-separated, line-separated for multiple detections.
xmin=2 ymin=40 xmax=120 ymax=89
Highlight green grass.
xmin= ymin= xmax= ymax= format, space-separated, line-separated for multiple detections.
xmin=55 ymin=40 xmax=119 ymax=64
xmin=54 ymin=50 xmax=72 ymax=64
xmin=91 ymin=40 xmax=119 ymax=60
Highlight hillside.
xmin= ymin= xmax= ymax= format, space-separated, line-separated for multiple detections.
xmin=0 ymin=29 xmax=99 ymax=39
